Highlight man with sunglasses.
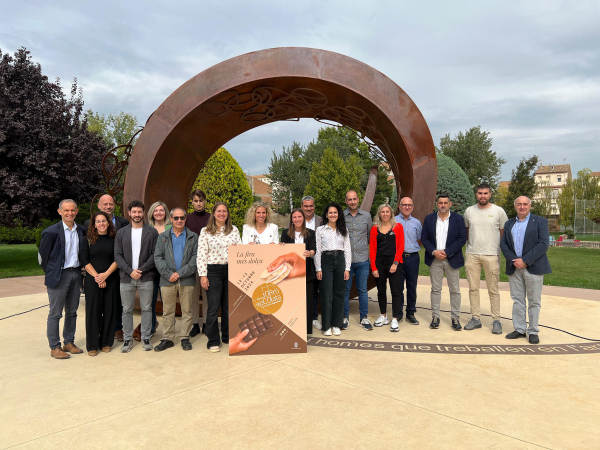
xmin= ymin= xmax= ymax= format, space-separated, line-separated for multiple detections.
xmin=153 ymin=208 xmax=198 ymax=351
xmin=394 ymin=197 xmax=422 ymax=325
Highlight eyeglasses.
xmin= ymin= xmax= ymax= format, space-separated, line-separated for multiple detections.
xmin=172 ymin=216 xmax=186 ymax=221
xmin=400 ymin=204 xmax=413 ymax=208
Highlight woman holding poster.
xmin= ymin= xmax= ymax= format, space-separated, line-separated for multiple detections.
xmin=280 ymin=208 xmax=317 ymax=335
xmin=197 ymin=202 xmax=241 ymax=352
xmin=242 ymin=202 xmax=279 ymax=245
xmin=315 ymin=202 xmax=351 ymax=337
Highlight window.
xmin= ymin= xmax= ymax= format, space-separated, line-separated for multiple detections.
xmin=557 ymin=176 xmax=561 ymax=182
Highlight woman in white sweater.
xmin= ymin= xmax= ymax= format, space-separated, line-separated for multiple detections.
xmin=242 ymin=202 xmax=279 ymax=245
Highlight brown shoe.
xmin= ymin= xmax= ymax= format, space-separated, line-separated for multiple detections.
xmin=133 ymin=324 xmax=142 ymax=342
xmin=101 ymin=346 xmax=111 ymax=353
xmin=88 ymin=350 xmax=98 ymax=357
xmin=115 ymin=329 xmax=124 ymax=341
xmin=63 ymin=343 xmax=83 ymax=354
xmin=51 ymin=346 xmax=70 ymax=359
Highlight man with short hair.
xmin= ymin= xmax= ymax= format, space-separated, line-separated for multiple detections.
xmin=39 ymin=199 xmax=87 ymax=359
xmin=500 ymin=196 xmax=551 ymax=345
xmin=114 ymin=201 xmax=159 ymax=352
xmin=394 ymin=197 xmax=422 ymax=325
xmin=343 ymin=190 xmax=373 ymax=331
xmin=154 ymin=208 xmax=198 ymax=351
xmin=463 ymin=183 xmax=509 ymax=334
xmin=421 ymin=194 xmax=467 ymax=331
xmin=186 ymin=189 xmax=211 ymax=337
xmin=302 ymin=196 xmax=324 ymax=330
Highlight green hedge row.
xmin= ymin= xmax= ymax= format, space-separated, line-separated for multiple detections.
xmin=0 ymin=219 xmax=56 ymax=246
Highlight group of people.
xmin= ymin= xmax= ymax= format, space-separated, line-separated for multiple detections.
xmin=39 ymin=183 xmax=551 ymax=360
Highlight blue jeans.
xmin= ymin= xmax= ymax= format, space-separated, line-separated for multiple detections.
xmin=344 ymin=260 xmax=370 ymax=319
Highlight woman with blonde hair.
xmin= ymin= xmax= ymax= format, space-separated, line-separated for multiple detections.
xmin=242 ymin=202 xmax=279 ymax=245
xmin=197 ymin=202 xmax=241 ymax=352
xmin=369 ymin=203 xmax=405 ymax=332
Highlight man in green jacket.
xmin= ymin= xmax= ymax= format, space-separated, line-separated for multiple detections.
xmin=153 ymin=207 xmax=198 ymax=351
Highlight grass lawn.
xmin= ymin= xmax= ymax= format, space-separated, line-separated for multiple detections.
xmin=0 ymin=244 xmax=44 ymax=279
xmin=550 ymin=232 xmax=600 ymax=242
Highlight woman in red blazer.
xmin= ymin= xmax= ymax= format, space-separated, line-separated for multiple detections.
xmin=369 ymin=204 xmax=405 ymax=332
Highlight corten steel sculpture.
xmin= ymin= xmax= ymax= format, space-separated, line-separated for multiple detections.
xmin=123 ymin=47 xmax=437 ymax=223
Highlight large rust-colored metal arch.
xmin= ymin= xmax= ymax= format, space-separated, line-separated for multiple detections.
xmin=123 ymin=47 xmax=436 ymax=222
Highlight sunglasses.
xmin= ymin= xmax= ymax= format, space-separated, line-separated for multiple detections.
xmin=172 ymin=216 xmax=186 ymax=221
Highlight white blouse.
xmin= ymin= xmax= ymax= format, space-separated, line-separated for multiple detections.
xmin=242 ymin=223 xmax=279 ymax=245
xmin=197 ymin=226 xmax=241 ymax=276
xmin=315 ymin=224 xmax=352 ymax=272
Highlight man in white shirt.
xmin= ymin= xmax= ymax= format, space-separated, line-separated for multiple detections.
xmin=463 ymin=183 xmax=509 ymax=334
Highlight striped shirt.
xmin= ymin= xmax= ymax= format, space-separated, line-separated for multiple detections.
xmin=344 ymin=209 xmax=372 ymax=263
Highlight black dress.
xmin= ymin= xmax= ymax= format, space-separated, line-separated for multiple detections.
xmin=80 ymin=235 xmax=119 ymax=351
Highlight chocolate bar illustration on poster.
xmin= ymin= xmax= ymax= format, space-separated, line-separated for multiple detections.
xmin=228 ymin=244 xmax=307 ymax=355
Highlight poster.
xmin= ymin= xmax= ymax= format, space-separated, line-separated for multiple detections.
xmin=228 ymin=244 xmax=307 ymax=356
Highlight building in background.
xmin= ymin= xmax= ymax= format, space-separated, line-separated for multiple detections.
xmin=245 ymin=174 xmax=273 ymax=204
xmin=533 ymin=164 xmax=572 ymax=216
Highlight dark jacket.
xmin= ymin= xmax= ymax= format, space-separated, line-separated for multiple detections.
xmin=114 ymin=224 xmax=159 ymax=283
xmin=500 ymin=214 xmax=551 ymax=276
xmin=84 ymin=215 xmax=129 ymax=232
xmin=38 ymin=221 xmax=86 ymax=288
xmin=154 ymin=227 xmax=198 ymax=287
xmin=281 ymin=228 xmax=317 ymax=281
xmin=421 ymin=212 xmax=467 ymax=269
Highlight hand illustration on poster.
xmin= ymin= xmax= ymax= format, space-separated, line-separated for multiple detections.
xmin=228 ymin=244 xmax=307 ymax=356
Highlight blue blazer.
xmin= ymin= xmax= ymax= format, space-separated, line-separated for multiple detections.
xmin=421 ymin=212 xmax=467 ymax=269
xmin=38 ymin=221 xmax=86 ymax=288
xmin=500 ymin=214 xmax=551 ymax=276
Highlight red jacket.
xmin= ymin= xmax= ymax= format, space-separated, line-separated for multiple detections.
xmin=369 ymin=224 xmax=405 ymax=271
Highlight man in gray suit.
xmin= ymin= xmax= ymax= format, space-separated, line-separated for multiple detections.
xmin=302 ymin=196 xmax=323 ymax=330
xmin=500 ymin=196 xmax=551 ymax=344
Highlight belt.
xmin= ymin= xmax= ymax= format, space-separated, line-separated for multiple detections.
xmin=323 ymin=250 xmax=343 ymax=256
xmin=403 ymin=252 xmax=419 ymax=257
xmin=63 ymin=267 xmax=80 ymax=271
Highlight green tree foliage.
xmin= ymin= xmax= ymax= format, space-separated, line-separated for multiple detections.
xmin=268 ymin=141 xmax=310 ymax=213
xmin=557 ymin=168 xmax=600 ymax=227
xmin=0 ymin=47 xmax=106 ymax=227
xmin=535 ymin=181 xmax=554 ymax=218
xmin=86 ymin=110 xmax=139 ymax=150
xmin=435 ymin=153 xmax=476 ymax=215
xmin=304 ymin=148 xmax=363 ymax=214
xmin=190 ymin=147 xmax=253 ymax=231
xmin=437 ymin=126 xmax=506 ymax=192
xmin=502 ymin=156 xmax=539 ymax=218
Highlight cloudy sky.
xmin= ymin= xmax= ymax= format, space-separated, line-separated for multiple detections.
xmin=2 ymin=1 xmax=599 ymax=180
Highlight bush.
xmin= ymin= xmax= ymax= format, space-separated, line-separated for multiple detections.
xmin=435 ymin=153 xmax=476 ymax=215
xmin=0 ymin=224 xmax=39 ymax=244
xmin=35 ymin=219 xmax=56 ymax=248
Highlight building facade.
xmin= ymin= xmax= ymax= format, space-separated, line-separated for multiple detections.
xmin=533 ymin=164 xmax=572 ymax=216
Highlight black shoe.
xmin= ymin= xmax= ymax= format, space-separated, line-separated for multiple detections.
xmin=189 ymin=324 xmax=201 ymax=337
xmin=154 ymin=339 xmax=174 ymax=352
xmin=406 ymin=315 xmax=419 ymax=325
xmin=505 ymin=330 xmax=527 ymax=339
xmin=430 ymin=317 xmax=440 ymax=329
xmin=528 ymin=334 xmax=540 ymax=344
xmin=451 ymin=318 xmax=462 ymax=331
xmin=222 ymin=339 xmax=229 ymax=344
xmin=181 ymin=338 xmax=193 ymax=351
xmin=202 ymin=323 xmax=206 ymax=334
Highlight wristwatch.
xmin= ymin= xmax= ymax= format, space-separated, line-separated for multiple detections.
xmin=393 ymin=261 xmax=399 ymax=265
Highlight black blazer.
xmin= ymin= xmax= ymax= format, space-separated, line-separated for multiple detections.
xmin=114 ymin=224 xmax=159 ymax=283
xmin=280 ymin=228 xmax=317 ymax=281
xmin=84 ymin=215 xmax=129 ymax=232
xmin=421 ymin=212 xmax=467 ymax=269
xmin=38 ymin=221 xmax=86 ymax=288
xmin=500 ymin=214 xmax=552 ymax=276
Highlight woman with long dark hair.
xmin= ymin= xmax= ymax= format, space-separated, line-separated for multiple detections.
xmin=315 ymin=202 xmax=351 ymax=336
xmin=80 ymin=211 xmax=119 ymax=355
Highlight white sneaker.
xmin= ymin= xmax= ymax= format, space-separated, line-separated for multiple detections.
xmin=323 ymin=328 xmax=332 ymax=336
xmin=374 ymin=314 xmax=389 ymax=327
xmin=209 ymin=345 xmax=221 ymax=353
xmin=313 ymin=319 xmax=322 ymax=330
xmin=390 ymin=318 xmax=399 ymax=332
xmin=332 ymin=327 xmax=341 ymax=336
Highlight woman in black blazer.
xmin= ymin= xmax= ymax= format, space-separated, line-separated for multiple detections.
xmin=280 ymin=208 xmax=317 ymax=334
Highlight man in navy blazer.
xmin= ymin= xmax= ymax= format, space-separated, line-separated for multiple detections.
xmin=421 ymin=193 xmax=467 ymax=331
xmin=500 ymin=196 xmax=551 ymax=344
xmin=38 ymin=199 xmax=87 ymax=359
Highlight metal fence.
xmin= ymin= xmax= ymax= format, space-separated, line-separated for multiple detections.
xmin=574 ymin=199 xmax=598 ymax=237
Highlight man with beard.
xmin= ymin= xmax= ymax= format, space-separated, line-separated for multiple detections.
xmin=463 ymin=183 xmax=508 ymax=334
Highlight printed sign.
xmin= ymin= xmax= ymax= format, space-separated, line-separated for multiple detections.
xmin=228 ymin=244 xmax=307 ymax=356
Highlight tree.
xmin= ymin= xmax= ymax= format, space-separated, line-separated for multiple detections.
xmin=268 ymin=141 xmax=310 ymax=214
xmin=557 ymin=168 xmax=600 ymax=227
xmin=190 ymin=147 xmax=253 ymax=231
xmin=438 ymin=126 xmax=506 ymax=192
xmin=535 ymin=180 xmax=554 ymax=218
xmin=0 ymin=47 xmax=106 ymax=227
xmin=304 ymin=148 xmax=363 ymax=214
xmin=87 ymin=110 xmax=139 ymax=150
xmin=503 ymin=156 xmax=539 ymax=218
xmin=435 ymin=153 xmax=476 ymax=215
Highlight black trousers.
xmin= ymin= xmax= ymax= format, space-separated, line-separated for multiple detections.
xmin=205 ymin=264 xmax=229 ymax=348
xmin=398 ymin=252 xmax=420 ymax=317
xmin=375 ymin=255 xmax=403 ymax=318
xmin=85 ymin=273 xmax=118 ymax=351
xmin=320 ymin=253 xmax=345 ymax=331
xmin=306 ymin=279 xmax=314 ymax=334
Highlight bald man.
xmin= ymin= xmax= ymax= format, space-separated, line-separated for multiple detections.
xmin=394 ymin=197 xmax=422 ymax=324
xmin=500 ymin=196 xmax=551 ymax=345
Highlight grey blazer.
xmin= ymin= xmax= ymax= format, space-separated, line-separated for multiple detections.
xmin=314 ymin=215 xmax=324 ymax=228
xmin=154 ymin=227 xmax=198 ymax=287
xmin=114 ymin=224 xmax=159 ymax=283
